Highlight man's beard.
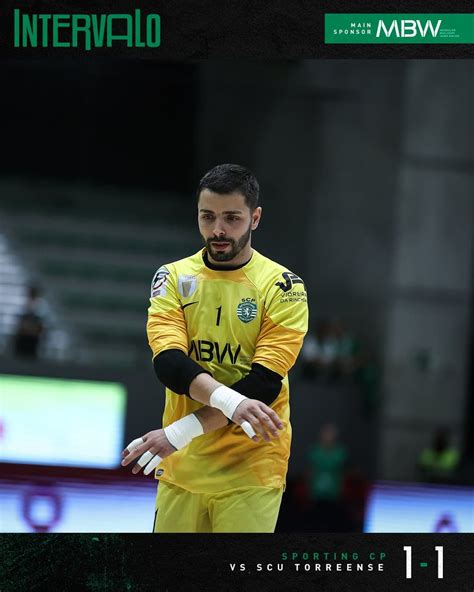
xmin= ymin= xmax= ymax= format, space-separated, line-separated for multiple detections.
xmin=203 ymin=223 xmax=252 ymax=262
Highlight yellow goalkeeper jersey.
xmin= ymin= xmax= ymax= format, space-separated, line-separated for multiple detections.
xmin=147 ymin=248 xmax=308 ymax=493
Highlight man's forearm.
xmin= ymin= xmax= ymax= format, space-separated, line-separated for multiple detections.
xmin=188 ymin=372 xmax=222 ymax=404
xmin=193 ymin=406 xmax=229 ymax=433
xmin=189 ymin=373 xmax=231 ymax=432
xmin=189 ymin=369 xmax=282 ymax=441
xmin=122 ymin=369 xmax=283 ymax=478
xmin=189 ymin=373 xmax=247 ymax=426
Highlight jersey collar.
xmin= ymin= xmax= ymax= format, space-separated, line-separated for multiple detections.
xmin=202 ymin=249 xmax=255 ymax=271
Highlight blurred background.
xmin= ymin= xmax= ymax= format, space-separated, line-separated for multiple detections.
xmin=0 ymin=59 xmax=472 ymax=533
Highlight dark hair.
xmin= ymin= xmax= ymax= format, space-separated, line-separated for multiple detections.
xmin=196 ymin=164 xmax=259 ymax=210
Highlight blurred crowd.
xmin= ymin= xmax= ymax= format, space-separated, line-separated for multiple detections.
xmin=277 ymin=422 xmax=465 ymax=533
xmin=300 ymin=318 xmax=380 ymax=415
xmin=11 ymin=284 xmax=51 ymax=359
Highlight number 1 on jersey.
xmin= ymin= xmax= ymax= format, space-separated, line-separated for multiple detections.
xmin=216 ymin=306 xmax=222 ymax=326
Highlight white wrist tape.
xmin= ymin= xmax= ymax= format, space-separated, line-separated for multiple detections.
xmin=164 ymin=413 xmax=204 ymax=450
xmin=209 ymin=385 xmax=247 ymax=420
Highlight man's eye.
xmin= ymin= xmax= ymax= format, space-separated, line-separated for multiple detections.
xmin=227 ymin=216 xmax=239 ymax=221
xmin=201 ymin=215 xmax=213 ymax=220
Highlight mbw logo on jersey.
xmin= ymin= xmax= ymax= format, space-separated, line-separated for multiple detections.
xmin=237 ymin=298 xmax=257 ymax=323
xmin=189 ymin=340 xmax=241 ymax=363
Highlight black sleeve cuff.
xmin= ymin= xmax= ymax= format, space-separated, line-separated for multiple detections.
xmin=153 ymin=349 xmax=211 ymax=396
xmin=230 ymin=363 xmax=283 ymax=406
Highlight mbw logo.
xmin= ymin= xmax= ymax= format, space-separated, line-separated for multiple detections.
xmin=376 ymin=19 xmax=442 ymax=38
xmin=188 ymin=340 xmax=241 ymax=364
xmin=325 ymin=14 xmax=471 ymax=44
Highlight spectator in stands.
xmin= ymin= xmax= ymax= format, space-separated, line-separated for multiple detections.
xmin=306 ymin=423 xmax=349 ymax=530
xmin=417 ymin=427 xmax=460 ymax=483
xmin=300 ymin=319 xmax=339 ymax=381
xmin=13 ymin=284 xmax=50 ymax=358
xmin=300 ymin=323 xmax=320 ymax=379
xmin=354 ymin=349 xmax=380 ymax=416
xmin=332 ymin=319 xmax=360 ymax=378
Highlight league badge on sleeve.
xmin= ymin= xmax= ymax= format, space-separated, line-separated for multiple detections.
xmin=178 ymin=275 xmax=197 ymax=298
xmin=151 ymin=266 xmax=170 ymax=297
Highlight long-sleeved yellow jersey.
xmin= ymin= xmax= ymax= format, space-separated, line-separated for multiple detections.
xmin=147 ymin=248 xmax=308 ymax=493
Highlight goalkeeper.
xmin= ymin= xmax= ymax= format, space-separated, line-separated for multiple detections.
xmin=122 ymin=164 xmax=308 ymax=532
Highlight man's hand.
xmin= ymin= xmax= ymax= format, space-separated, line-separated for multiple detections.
xmin=232 ymin=399 xmax=284 ymax=442
xmin=121 ymin=429 xmax=176 ymax=475
xmin=189 ymin=375 xmax=285 ymax=443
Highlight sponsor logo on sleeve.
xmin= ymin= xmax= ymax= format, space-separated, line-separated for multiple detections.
xmin=275 ymin=272 xmax=307 ymax=303
xmin=151 ymin=266 xmax=170 ymax=297
xmin=275 ymin=271 xmax=305 ymax=293
xmin=178 ymin=275 xmax=197 ymax=298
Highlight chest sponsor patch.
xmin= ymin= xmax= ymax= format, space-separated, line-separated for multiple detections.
xmin=237 ymin=299 xmax=257 ymax=323
xmin=151 ymin=266 xmax=170 ymax=297
xmin=178 ymin=275 xmax=197 ymax=298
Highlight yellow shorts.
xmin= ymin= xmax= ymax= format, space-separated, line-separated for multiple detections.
xmin=153 ymin=481 xmax=284 ymax=533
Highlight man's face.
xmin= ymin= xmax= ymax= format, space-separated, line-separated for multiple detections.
xmin=198 ymin=189 xmax=261 ymax=263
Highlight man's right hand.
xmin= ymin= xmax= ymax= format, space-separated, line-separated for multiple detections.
xmin=232 ymin=399 xmax=283 ymax=442
xmin=121 ymin=429 xmax=176 ymax=475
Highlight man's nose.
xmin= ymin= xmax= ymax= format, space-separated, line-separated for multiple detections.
xmin=212 ymin=221 xmax=226 ymax=237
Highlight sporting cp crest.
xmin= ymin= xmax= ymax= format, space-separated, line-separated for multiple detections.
xmin=236 ymin=301 xmax=257 ymax=323
xmin=178 ymin=275 xmax=197 ymax=298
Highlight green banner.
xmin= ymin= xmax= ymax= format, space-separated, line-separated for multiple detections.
xmin=325 ymin=14 xmax=474 ymax=44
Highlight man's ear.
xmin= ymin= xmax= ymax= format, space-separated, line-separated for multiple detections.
xmin=252 ymin=206 xmax=262 ymax=230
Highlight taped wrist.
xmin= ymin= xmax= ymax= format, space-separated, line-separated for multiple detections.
xmin=164 ymin=413 xmax=204 ymax=450
xmin=209 ymin=385 xmax=247 ymax=420
xmin=153 ymin=349 xmax=211 ymax=395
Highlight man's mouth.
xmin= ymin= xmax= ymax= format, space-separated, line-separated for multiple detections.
xmin=211 ymin=242 xmax=230 ymax=249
